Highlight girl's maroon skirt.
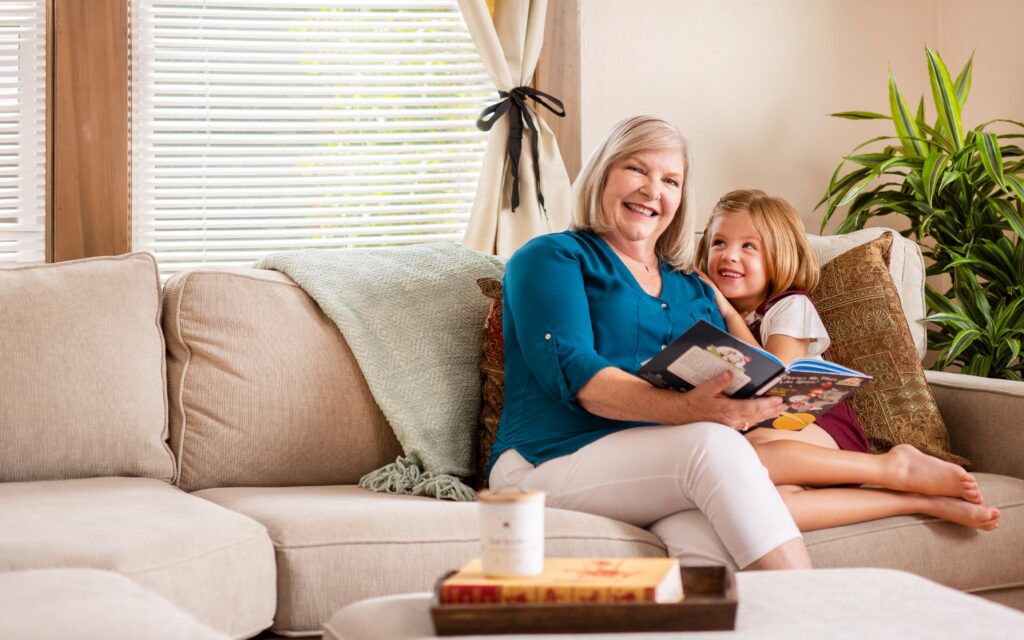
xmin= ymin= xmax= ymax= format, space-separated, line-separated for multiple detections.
xmin=816 ymin=398 xmax=870 ymax=453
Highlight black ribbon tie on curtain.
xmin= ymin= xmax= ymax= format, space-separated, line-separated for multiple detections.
xmin=476 ymin=86 xmax=565 ymax=214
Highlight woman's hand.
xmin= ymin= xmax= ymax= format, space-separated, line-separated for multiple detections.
xmin=681 ymin=370 xmax=784 ymax=430
xmin=577 ymin=367 xmax=783 ymax=430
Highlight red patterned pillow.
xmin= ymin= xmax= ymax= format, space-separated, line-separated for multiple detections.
xmin=475 ymin=277 xmax=504 ymax=490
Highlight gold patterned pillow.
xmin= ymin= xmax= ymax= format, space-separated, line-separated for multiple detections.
xmin=812 ymin=234 xmax=969 ymax=467
xmin=475 ymin=277 xmax=505 ymax=490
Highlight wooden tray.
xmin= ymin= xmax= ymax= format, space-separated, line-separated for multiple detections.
xmin=429 ymin=565 xmax=736 ymax=636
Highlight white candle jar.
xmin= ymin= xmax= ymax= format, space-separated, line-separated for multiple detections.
xmin=478 ymin=489 xmax=545 ymax=578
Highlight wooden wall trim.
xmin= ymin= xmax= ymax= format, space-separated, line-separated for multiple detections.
xmin=52 ymin=0 xmax=129 ymax=261
xmin=45 ymin=0 xmax=53 ymax=261
xmin=534 ymin=0 xmax=582 ymax=181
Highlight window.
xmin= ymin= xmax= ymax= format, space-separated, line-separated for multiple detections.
xmin=0 ymin=0 xmax=47 ymax=264
xmin=131 ymin=0 xmax=495 ymax=277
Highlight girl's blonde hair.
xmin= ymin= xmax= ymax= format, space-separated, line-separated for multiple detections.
xmin=695 ymin=189 xmax=820 ymax=295
xmin=570 ymin=116 xmax=695 ymax=269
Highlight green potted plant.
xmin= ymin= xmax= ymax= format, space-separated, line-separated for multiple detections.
xmin=820 ymin=47 xmax=1024 ymax=380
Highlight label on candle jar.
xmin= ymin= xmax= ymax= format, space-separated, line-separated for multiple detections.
xmin=478 ymin=489 xmax=545 ymax=578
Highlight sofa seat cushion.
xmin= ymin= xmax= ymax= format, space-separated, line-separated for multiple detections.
xmin=0 ymin=569 xmax=229 ymax=640
xmin=195 ymin=485 xmax=666 ymax=636
xmin=805 ymin=473 xmax=1024 ymax=599
xmin=0 ymin=477 xmax=277 ymax=639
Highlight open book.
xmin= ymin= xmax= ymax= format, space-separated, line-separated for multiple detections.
xmin=637 ymin=320 xmax=871 ymax=430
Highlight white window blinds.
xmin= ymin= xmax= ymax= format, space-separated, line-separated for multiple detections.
xmin=131 ymin=0 xmax=496 ymax=276
xmin=0 ymin=1 xmax=46 ymax=264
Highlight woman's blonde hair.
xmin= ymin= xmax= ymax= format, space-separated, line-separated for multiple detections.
xmin=695 ymin=189 xmax=820 ymax=295
xmin=570 ymin=116 xmax=694 ymax=269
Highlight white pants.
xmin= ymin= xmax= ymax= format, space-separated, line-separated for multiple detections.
xmin=489 ymin=423 xmax=801 ymax=569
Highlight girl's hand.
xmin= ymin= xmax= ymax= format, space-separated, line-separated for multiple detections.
xmin=695 ymin=268 xmax=760 ymax=347
xmin=695 ymin=268 xmax=739 ymax=321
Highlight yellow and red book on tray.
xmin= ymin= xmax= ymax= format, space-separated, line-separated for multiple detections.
xmin=440 ymin=558 xmax=684 ymax=605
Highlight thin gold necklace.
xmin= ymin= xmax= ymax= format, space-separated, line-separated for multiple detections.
xmin=608 ymin=241 xmax=658 ymax=273
xmin=630 ymin=255 xmax=658 ymax=273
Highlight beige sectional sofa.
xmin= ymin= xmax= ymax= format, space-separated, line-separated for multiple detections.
xmin=1 ymin=230 xmax=1023 ymax=639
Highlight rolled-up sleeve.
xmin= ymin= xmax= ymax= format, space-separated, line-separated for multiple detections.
xmin=505 ymin=237 xmax=616 ymax=404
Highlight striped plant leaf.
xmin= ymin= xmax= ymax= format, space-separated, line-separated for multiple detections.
xmin=993 ymin=297 xmax=1024 ymax=336
xmin=979 ymin=118 xmax=1024 ymax=130
xmin=945 ymin=327 xmax=982 ymax=364
xmin=916 ymin=120 xmax=955 ymax=154
xmin=830 ymin=111 xmax=890 ymax=120
xmin=931 ymin=57 xmax=970 ymax=141
xmin=836 ymin=172 xmax=876 ymax=207
xmin=846 ymin=152 xmax=895 ymax=168
xmin=921 ymin=152 xmax=948 ymax=206
xmin=836 ymin=160 xmax=906 ymax=207
xmin=978 ymin=132 xmax=1004 ymax=188
xmin=889 ymin=69 xmax=926 ymax=157
xmin=924 ymin=312 xmax=974 ymax=331
xmin=954 ymin=52 xmax=974 ymax=108
xmin=966 ymin=353 xmax=993 ymax=378
xmin=820 ymin=166 xmax=871 ymax=210
xmin=938 ymin=169 xmax=961 ymax=191
xmin=995 ymin=180 xmax=1024 ymax=237
xmin=1008 ymin=339 xmax=1022 ymax=366
xmin=926 ymin=47 xmax=963 ymax=150
xmin=955 ymin=267 xmax=992 ymax=324
xmin=925 ymin=285 xmax=958 ymax=314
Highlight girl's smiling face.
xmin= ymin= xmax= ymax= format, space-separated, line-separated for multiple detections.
xmin=706 ymin=210 xmax=770 ymax=313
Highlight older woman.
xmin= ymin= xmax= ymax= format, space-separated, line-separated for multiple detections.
xmin=487 ymin=116 xmax=810 ymax=570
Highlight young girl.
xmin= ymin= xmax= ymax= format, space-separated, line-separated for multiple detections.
xmin=694 ymin=189 xmax=1000 ymax=532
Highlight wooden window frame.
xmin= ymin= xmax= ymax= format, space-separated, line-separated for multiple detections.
xmin=51 ymin=0 xmax=129 ymax=261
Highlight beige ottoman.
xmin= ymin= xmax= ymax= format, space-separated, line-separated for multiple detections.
xmin=0 ymin=569 xmax=229 ymax=639
xmin=324 ymin=568 xmax=1024 ymax=639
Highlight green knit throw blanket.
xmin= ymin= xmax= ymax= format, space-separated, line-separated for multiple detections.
xmin=256 ymin=243 xmax=504 ymax=501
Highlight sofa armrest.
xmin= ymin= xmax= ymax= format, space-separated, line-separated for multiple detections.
xmin=926 ymin=370 xmax=1024 ymax=479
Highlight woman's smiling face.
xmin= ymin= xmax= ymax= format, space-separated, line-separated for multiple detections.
xmin=600 ymin=148 xmax=684 ymax=253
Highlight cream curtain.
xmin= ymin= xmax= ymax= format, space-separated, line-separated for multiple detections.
xmin=458 ymin=0 xmax=572 ymax=257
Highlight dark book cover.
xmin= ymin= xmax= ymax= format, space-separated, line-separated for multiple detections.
xmin=637 ymin=320 xmax=871 ymax=429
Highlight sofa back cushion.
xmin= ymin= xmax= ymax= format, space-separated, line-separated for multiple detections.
xmin=163 ymin=267 xmax=402 ymax=492
xmin=0 ymin=253 xmax=174 ymax=482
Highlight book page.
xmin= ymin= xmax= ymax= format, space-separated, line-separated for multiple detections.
xmin=754 ymin=372 xmax=868 ymax=429
xmin=667 ymin=346 xmax=751 ymax=395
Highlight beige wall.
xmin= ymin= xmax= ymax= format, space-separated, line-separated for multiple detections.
xmin=579 ymin=0 xmax=1024 ymax=232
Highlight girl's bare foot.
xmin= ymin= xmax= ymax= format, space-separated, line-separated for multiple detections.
xmin=885 ymin=444 xmax=981 ymax=503
xmin=922 ymin=495 xmax=1000 ymax=531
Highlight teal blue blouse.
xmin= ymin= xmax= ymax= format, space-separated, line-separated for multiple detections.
xmin=488 ymin=231 xmax=726 ymax=473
